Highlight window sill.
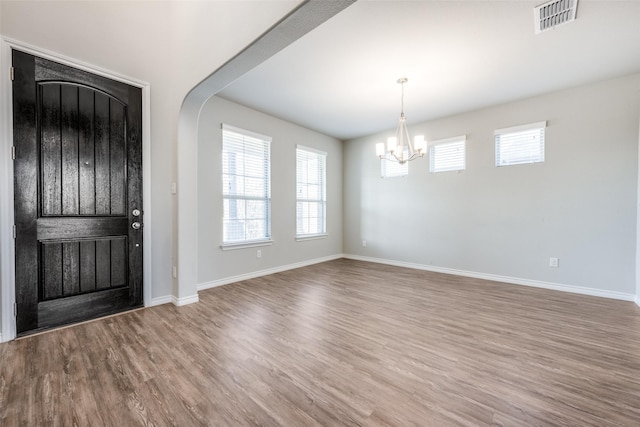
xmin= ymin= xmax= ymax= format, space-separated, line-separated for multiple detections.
xmin=295 ymin=234 xmax=328 ymax=242
xmin=220 ymin=240 xmax=274 ymax=251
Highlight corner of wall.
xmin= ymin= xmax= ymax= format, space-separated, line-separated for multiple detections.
xmin=172 ymin=294 xmax=199 ymax=306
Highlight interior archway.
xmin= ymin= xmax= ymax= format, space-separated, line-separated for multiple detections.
xmin=175 ymin=0 xmax=357 ymax=302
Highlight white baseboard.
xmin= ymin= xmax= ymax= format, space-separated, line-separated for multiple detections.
xmin=150 ymin=294 xmax=199 ymax=307
xmin=172 ymin=294 xmax=199 ymax=306
xmin=149 ymin=295 xmax=173 ymax=307
xmin=344 ymin=254 xmax=636 ymax=302
xmin=198 ymin=254 xmax=343 ymax=291
xmin=635 ymin=295 xmax=640 ymax=308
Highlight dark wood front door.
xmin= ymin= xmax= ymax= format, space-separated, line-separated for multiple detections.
xmin=12 ymin=50 xmax=143 ymax=335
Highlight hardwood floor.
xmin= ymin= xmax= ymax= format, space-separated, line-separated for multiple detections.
xmin=1 ymin=258 xmax=640 ymax=426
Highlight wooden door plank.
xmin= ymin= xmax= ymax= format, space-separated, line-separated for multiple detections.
xmin=35 ymin=56 xmax=130 ymax=105
xmin=62 ymin=242 xmax=80 ymax=296
xmin=110 ymin=238 xmax=127 ymax=288
xmin=96 ymin=240 xmax=111 ymax=290
xmin=38 ymin=288 xmax=132 ymax=329
xmin=78 ymin=88 xmax=96 ymax=215
xmin=80 ymin=240 xmax=97 ymax=292
xmin=61 ymin=85 xmax=79 ymax=215
xmin=13 ymin=50 xmax=39 ymax=332
xmin=95 ymin=93 xmax=110 ymax=215
xmin=109 ymin=101 xmax=126 ymax=216
xmin=40 ymin=84 xmax=62 ymax=216
xmin=126 ymin=85 xmax=143 ymax=299
xmin=37 ymin=217 xmax=128 ymax=240
xmin=42 ymin=243 xmax=63 ymax=300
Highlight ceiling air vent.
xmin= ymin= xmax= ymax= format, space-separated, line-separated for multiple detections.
xmin=534 ymin=0 xmax=579 ymax=34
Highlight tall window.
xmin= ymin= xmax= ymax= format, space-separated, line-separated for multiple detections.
xmin=222 ymin=124 xmax=271 ymax=245
xmin=296 ymin=145 xmax=326 ymax=238
xmin=495 ymin=121 xmax=546 ymax=167
xmin=430 ymin=136 xmax=466 ymax=173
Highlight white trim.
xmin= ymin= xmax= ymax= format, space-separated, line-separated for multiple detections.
xmin=141 ymin=83 xmax=152 ymax=309
xmin=221 ymin=123 xmax=272 ymax=143
xmin=296 ymin=233 xmax=328 ymax=242
xmin=150 ymin=296 xmax=173 ymax=307
xmin=0 ymin=39 xmax=16 ymax=343
xmin=220 ymin=240 xmax=274 ymax=251
xmin=296 ymin=144 xmax=327 ymax=156
xmin=0 ymin=37 xmax=152 ymax=342
xmin=198 ymin=254 xmax=343 ymax=291
xmin=429 ymin=135 xmax=467 ymax=146
xmin=172 ymin=294 xmax=199 ymax=307
xmin=494 ymin=121 xmax=547 ymax=135
xmin=636 ymin=98 xmax=640 ymax=311
xmin=344 ymin=254 xmax=636 ymax=302
xmin=4 ymin=37 xmax=149 ymax=88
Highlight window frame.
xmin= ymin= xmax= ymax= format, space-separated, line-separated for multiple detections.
xmin=296 ymin=145 xmax=327 ymax=240
xmin=495 ymin=121 xmax=546 ymax=167
xmin=220 ymin=124 xmax=272 ymax=249
xmin=429 ymin=135 xmax=466 ymax=173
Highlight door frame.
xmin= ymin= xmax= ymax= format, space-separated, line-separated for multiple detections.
xmin=0 ymin=37 xmax=152 ymax=342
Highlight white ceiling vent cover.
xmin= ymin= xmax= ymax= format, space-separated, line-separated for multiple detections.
xmin=534 ymin=0 xmax=579 ymax=34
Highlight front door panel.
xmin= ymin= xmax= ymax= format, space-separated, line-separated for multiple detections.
xmin=13 ymin=50 xmax=143 ymax=335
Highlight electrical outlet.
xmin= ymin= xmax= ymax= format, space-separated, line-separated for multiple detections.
xmin=362 ymin=240 xmax=367 ymax=247
xmin=257 ymin=249 xmax=262 ymax=258
xmin=549 ymin=257 xmax=559 ymax=268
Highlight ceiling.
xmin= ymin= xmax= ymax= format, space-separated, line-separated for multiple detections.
xmin=217 ymin=0 xmax=640 ymax=141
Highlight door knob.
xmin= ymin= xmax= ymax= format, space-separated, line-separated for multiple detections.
xmin=132 ymin=222 xmax=141 ymax=230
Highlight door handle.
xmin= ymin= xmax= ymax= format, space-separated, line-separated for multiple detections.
xmin=132 ymin=222 xmax=142 ymax=230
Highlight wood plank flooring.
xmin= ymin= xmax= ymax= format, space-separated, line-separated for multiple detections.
xmin=1 ymin=258 xmax=640 ymax=426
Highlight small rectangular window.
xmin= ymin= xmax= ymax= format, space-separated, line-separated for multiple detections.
xmin=381 ymin=150 xmax=409 ymax=178
xmin=495 ymin=121 xmax=546 ymax=167
xmin=296 ymin=145 xmax=326 ymax=238
xmin=221 ymin=124 xmax=271 ymax=245
xmin=429 ymin=136 xmax=466 ymax=173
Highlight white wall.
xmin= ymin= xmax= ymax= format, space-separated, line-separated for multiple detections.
xmin=637 ymin=106 xmax=640 ymax=308
xmin=197 ymin=96 xmax=343 ymax=286
xmin=0 ymin=0 xmax=300 ymax=338
xmin=344 ymin=74 xmax=640 ymax=298
xmin=0 ymin=0 xmax=4 ymax=342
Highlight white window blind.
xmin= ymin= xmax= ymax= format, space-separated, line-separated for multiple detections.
xmin=222 ymin=124 xmax=271 ymax=245
xmin=296 ymin=145 xmax=326 ymax=237
xmin=430 ymin=136 xmax=466 ymax=173
xmin=381 ymin=151 xmax=409 ymax=178
xmin=495 ymin=121 xmax=546 ymax=167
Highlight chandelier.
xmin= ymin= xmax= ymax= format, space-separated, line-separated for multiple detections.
xmin=376 ymin=78 xmax=426 ymax=164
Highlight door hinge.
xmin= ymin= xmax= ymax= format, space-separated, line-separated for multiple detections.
xmin=10 ymin=66 xmax=14 ymax=81
xmin=13 ymin=225 xmax=16 ymax=239
xmin=11 ymin=145 xmax=16 ymax=160
xmin=13 ymin=303 xmax=17 ymax=317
